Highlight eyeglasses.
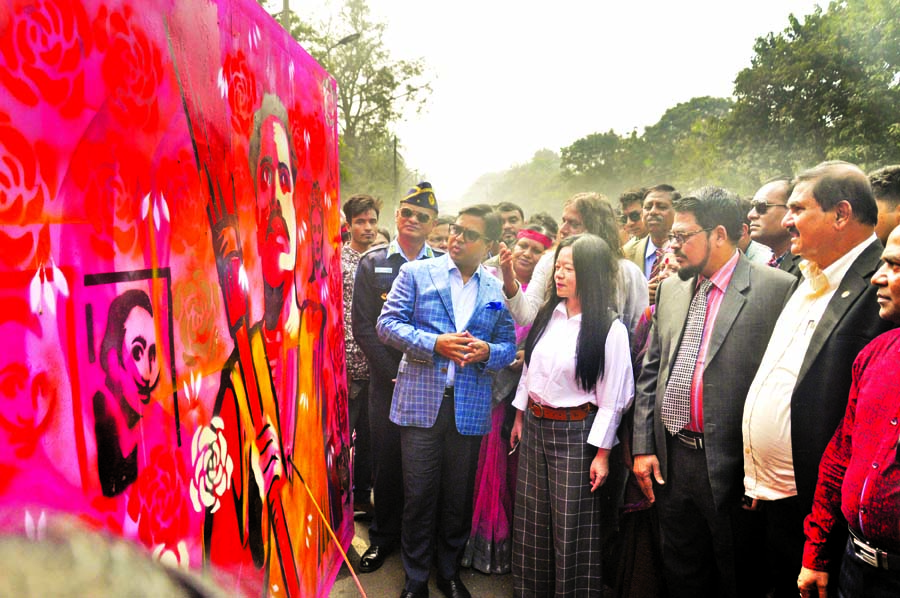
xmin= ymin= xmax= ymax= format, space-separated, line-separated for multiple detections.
xmin=667 ymin=228 xmax=714 ymax=245
xmin=618 ymin=211 xmax=642 ymax=225
xmin=751 ymin=200 xmax=787 ymax=215
xmin=449 ymin=223 xmax=487 ymax=244
xmin=399 ymin=207 xmax=432 ymax=224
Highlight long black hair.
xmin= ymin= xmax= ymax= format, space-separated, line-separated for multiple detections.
xmin=524 ymin=234 xmax=618 ymax=392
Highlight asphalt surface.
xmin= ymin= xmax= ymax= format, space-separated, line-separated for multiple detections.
xmin=329 ymin=515 xmax=514 ymax=597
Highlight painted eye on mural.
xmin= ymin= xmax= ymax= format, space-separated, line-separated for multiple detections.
xmin=132 ymin=344 xmax=144 ymax=362
xmin=278 ymin=165 xmax=292 ymax=193
xmin=259 ymin=163 xmax=273 ymax=192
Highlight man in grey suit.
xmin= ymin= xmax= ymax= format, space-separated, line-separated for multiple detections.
xmin=742 ymin=161 xmax=897 ymax=597
xmin=633 ymin=188 xmax=796 ymax=598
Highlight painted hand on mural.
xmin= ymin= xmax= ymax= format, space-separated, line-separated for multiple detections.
xmin=252 ymin=417 xmax=284 ymax=501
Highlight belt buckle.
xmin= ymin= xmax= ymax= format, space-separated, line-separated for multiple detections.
xmin=676 ymin=432 xmax=702 ymax=450
xmin=853 ymin=537 xmax=881 ymax=568
xmin=531 ymin=402 xmax=545 ymax=419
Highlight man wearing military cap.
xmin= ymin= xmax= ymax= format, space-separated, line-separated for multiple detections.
xmin=352 ymin=182 xmax=440 ymax=573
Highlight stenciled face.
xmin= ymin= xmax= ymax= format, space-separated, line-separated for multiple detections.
xmin=554 ymin=246 xmax=577 ymax=300
xmin=670 ymin=212 xmax=712 ymax=281
xmin=559 ymin=205 xmax=585 ymax=240
xmin=783 ymin=181 xmax=838 ymax=266
xmin=395 ymin=202 xmax=436 ymax=244
xmin=121 ymin=305 xmax=160 ymax=409
xmin=427 ymin=223 xmax=450 ymax=251
xmin=872 ymin=227 xmax=900 ymax=324
xmin=643 ymin=191 xmax=675 ymax=240
xmin=748 ymin=181 xmax=790 ymax=248
xmin=622 ymin=200 xmax=647 ymax=238
xmin=447 ymin=213 xmax=489 ymax=271
xmin=350 ymin=208 xmax=378 ymax=250
xmin=499 ymin=210 xmax=524 ymax=245
xmin=256 ymin=116 xmax=296 ymax=287
xmin=512 ymin=236 xmax=546 ymax=282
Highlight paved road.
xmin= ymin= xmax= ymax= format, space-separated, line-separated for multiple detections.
xmin=330 ymin=517 xmax=514 ymax=597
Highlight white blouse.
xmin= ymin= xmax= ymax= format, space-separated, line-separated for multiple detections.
xmin=513 ymin=301 xmax=634 ymax=449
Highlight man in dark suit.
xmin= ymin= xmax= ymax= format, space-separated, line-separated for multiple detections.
xmin=632 ymin=187 xmax=797 ymax=598
xmin=741 ymin=161 xmax=898 ymax=597
xmin=352 ymin=182 xmax=440 ymax=573
xmin=747 ymin=176 xmax=802 ymax=277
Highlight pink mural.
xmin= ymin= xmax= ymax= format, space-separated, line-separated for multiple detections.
xmin=0 ymin=0 xmax=352 ymax=595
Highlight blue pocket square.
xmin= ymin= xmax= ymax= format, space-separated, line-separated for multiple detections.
xmin=485 ymin=301 xmax=503 ymax=310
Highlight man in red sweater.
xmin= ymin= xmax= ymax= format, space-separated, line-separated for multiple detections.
xmin=798 ymin=225 xmax=900 ymax=597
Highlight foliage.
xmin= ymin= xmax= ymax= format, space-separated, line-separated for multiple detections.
xmin=259 ymin=0 xmax=431 ymax=211
xmin=478 ymin=0 xmax=900 ymax=208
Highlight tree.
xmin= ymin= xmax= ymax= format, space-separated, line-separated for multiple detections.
xmin=729 ymin=0 xmax=900 ymax=174
xmin=260 ymin=0 xmax=432 ymax=209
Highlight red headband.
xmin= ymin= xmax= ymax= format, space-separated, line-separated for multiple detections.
xmin=517 ymin=228 xmax=553 ymax=249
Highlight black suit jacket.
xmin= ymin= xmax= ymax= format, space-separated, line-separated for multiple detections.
xmin=790 ymin=239 xmax=897 ymax=512
xmin=351 ymin=245 xmax=441 ymax=402
xmin=779 ymin=251 xmax=803 ymax=279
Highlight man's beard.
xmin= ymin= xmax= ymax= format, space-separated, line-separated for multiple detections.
xmin=676 ymin=250 xmax=709 ymax=281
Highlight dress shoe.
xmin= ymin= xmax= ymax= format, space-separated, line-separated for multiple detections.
xmin=359 ymin=544 xmax=390 ymax=573
xmin=399 ymin=588 xmax=429 ymax=598
xmin=436 ymin=576 xmax=471 ymax=598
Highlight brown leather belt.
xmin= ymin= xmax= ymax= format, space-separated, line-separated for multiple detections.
xmin=527 ymin=398 xmax=597 ymax=422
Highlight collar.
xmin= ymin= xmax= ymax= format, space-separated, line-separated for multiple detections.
xmin=386 ymin=239 xmax=435 ymax=262
xmin=799 ymin=234 xmax=876 ymax=297
xmin=701 ymin=249 xmax=740 ymax=293
xmin=447 ymin=255 xmax=482 ymax=282
xmin=552 ymin=300 xmax=582 ymax=322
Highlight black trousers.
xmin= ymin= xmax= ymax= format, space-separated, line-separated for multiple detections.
xmin=655 ymin=437 xmax=764 ymax=598
xmin=367 ymin=376 xmax=403 ymax=548
xmin=399 ymin=392 xmax=481 ymax=589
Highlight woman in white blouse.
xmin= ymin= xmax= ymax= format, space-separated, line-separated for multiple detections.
xmin=509 ymin=233 xmax=635 ymax=597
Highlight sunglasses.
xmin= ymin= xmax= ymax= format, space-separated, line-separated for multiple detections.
xmin=752 ymin=200 xmax=787 ymax=215
xmin=399 ymin=207 xmax=432 ymax=224
xmin=618 ymin=211 xmax=642 ymax=225
xmin=449 ymin=223 xmax=487 ymax=244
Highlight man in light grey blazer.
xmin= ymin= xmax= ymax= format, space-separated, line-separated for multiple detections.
xmin=632 ymin=188 xmax=796 ymax=598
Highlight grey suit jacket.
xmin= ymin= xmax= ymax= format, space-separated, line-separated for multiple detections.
xmin=632 ymin=254 xmax=797 ymax=509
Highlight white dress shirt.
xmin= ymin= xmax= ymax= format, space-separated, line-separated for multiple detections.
xmin=742 ymin=235 xmax=877 ymax=500
xmin=512 ymin=301 xmax=634 ymax=449
xmin=445 ymin=261 xmax=481 ymax=387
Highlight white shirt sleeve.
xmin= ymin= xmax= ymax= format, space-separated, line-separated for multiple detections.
xmin=505 ymin=251 xmax=553 ymax=327
xmin=587 ymin=320 xmax=635 ymax=448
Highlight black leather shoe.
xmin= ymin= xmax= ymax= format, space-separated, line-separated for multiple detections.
xmin=359 ymin=544 xmax=390 ymax=573
xmin=436 ymin=576 xmax=471 ymax=598
xmin=399 ymin=589 xmax=429 ymax=598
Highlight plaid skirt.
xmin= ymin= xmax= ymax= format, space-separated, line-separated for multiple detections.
xmin=512 ymin=409 xmax=604 ymax=597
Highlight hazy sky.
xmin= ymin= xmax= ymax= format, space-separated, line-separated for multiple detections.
xmin=291 ymin=0 xmax=824 ymax=207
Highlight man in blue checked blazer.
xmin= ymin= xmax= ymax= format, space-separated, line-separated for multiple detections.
xmin=377 ymin=204 xmax=516 ymax=598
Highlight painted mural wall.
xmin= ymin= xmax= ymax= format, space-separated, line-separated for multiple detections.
xmin=0 ymin=0 xmax=352 ymax=595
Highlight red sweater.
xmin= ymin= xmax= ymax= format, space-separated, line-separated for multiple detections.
xmin=802 ymin=328 xmax=900 ymax=570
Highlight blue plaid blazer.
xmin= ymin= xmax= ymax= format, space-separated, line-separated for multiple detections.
xmin=376 ymin=254 xmax=516 ymax=435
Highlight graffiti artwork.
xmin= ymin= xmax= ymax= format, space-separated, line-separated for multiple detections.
xmin=0 ymin=0 xmax=351 ymax=595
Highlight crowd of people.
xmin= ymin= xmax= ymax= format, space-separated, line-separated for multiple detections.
xmin=339 ymin=161 xmax=900 ymax=598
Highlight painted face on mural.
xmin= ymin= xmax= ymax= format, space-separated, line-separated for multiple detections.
xmin=256 ymin=116 xmax=297 ymax=287
xmin=120 ymin=304 xmax=160 ymax=408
